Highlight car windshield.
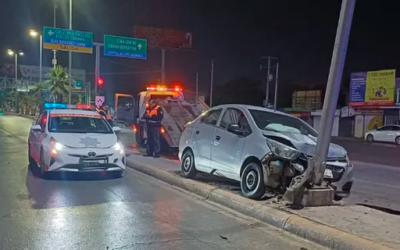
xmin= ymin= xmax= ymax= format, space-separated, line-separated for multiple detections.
xmin=249 ymin=109 xmax=318 ymax=137
xmin=49 ymin=113 xmax=113 ymax=134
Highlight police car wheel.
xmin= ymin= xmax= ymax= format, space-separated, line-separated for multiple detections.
xmin=28 ymin=144 xmax=35 ymax=166
xmin=113 ymin=170 xmax=124 ymax=178
xmin=181 ymin=150 xmax=197 ymax=178
xmin=39 ymin=149 xmax=47 ymax=179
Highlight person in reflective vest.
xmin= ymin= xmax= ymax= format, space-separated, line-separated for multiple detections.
xmin=143 ymin=99 xmax=164 ymax=158
xmin=96 ymin=103 xmax=113 ymax=126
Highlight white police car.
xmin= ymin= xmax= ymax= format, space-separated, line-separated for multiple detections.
xmin=28 ymin=103 xmax=126 ymax=177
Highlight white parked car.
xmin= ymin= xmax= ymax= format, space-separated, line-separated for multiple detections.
xmin=28 ymin=108 xmax=126 ymax=177
xmin=365 ymin=125 xmax=400 ymax=144
xmin=179 ymin=104 xmax=353 ymax=200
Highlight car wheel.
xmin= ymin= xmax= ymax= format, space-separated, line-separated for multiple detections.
xmin=113 ymin=170 xmax=124 ymax=178
xmin=28 ymin=143 xmax=35 ymax=166
xmin=366 ymin=134 xmax=374 ymax=142
xmin=334 ymin=195 xmax=343 ymax=201
xmin=240 ymin=162 xmax=265 ymax=200
xmin=181 ymin=150 xmax=197 ymax=178
xmin=40 ymin=149 xmax=47 ymax=178
xmin=395 ymin=136 xmax=400 ymax=145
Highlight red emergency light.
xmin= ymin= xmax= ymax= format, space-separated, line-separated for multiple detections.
xmin=146 ymin=85 xmax=183 ymax=92
xmin=77 ymin=104 xmax=94 ymax=110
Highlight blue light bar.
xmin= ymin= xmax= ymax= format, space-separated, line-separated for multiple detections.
xmin=44 ymin=103 xmax=67 ymax=109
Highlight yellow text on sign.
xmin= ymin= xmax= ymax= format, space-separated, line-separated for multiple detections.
xmin=365 ymin=69 xmax=396 ymax=103
xmin=43 ymin=43 xmax=93 ymax=54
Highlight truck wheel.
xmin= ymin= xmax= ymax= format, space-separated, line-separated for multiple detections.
xmin=135 ymin=124 xmax=145 ymax=146
xmin=240 ymin=162 xmax=265 ymax=200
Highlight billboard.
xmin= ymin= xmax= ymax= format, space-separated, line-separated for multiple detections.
xmin=292 ymin=90 xmax=322 ymax=110
xmin=349 ymin=69 xmax=396 ymax=106
xmin=134 ymin=26 xmax=192 ymax=49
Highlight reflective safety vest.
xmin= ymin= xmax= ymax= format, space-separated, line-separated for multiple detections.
xmin=145 ymin=105 xmax=162 ymax=126
xmin=96 ymin=108 xmax=111 ymax=120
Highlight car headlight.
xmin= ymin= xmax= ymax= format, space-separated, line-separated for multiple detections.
xmin=266 ymin=139 xmax=300 ymax=160
xmin=113 ymin=142 xmax=122 ymax=151
xmin=54 ymin=142 xmax=63 ymax=150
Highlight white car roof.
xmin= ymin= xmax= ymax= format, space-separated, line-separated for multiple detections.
xmin=48 ymin=109 xmax=100 ymax=116
xmin=210 ymin=104 xmax=292 ymax=117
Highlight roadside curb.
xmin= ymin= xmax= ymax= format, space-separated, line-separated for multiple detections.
xmin=126 ymin=157 xmax=395 ymax=250
xmin=5 ymin=112 xmax=36 ymax=120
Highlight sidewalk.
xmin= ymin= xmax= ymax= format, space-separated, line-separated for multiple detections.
xmin=126 ymin=152 xmax=399 ymax=250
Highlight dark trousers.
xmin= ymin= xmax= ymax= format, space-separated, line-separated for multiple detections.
xmin=146 ymin=126 xmax=161 ymax=156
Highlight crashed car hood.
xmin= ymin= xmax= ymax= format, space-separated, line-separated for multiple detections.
xmin=262 ymin=130 xmax=347 ymax=158
xmin=51 ymin=133 xmax=117 ymax=148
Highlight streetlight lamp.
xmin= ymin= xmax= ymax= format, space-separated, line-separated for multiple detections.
xmin=7 ymin=49 xmax=24 ymax=86
xmin=29 ymin=29 xmax=43 ymax=82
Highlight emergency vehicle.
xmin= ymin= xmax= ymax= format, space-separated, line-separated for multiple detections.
xmin=112 ymin=85 xmax=209 ymax=150
xmin=28 ymin=103 xmax=126 ymax=178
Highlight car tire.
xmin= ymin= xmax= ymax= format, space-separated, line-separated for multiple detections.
xmin=366 ymin=134 xmax=374 ymax=142
xmin=395 ymin=136 xmax=400 ymax=145
xmin=114 ymin=170 xmax=124 ymax=178
xmin=135 ymin=124 xmax=145 ymax=146
xmin=28 ymin=143 xmax=35 ymax=166
xmin=181 ymin=150 xmax=197 ymax=178
xmin=334 ymin=195 xmax=343 ymax=201
xmin=240 ymin=162 xmax=266 ymax=200
xmin=40 ymin=149 xmax=47 ymax=179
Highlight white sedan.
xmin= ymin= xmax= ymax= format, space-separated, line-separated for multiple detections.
xmin=28 ymin=108 xmax=126 ymax=177
xmin=179 ymin=104 xmax=353 ymax=200
xmin=365 ymin=125 xmax=400 ymax=144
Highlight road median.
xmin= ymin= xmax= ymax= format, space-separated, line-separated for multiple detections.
xmin=126 ymin=154 xmax=398 ymax=250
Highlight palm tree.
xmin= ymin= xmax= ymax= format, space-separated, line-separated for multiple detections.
xmin=44 ymin=65 xmax=69 ymax=102
xmin=31 ymin=81 xmax=51 ymax=113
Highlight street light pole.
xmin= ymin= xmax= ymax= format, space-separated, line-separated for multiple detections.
xmin=53 ymin=3 xmax=57 ymax=68
xmin=14 ymin=54 xmax=17 ymax=87
xmin=68 ymin=0 xmax=72 ymax=105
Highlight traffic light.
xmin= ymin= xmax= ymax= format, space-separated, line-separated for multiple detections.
xmin=97 ymin=77 xmax=104 ymax=87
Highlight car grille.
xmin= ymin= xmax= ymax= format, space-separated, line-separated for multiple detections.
xmin=325 ymin=164 xmax=345 ymax=182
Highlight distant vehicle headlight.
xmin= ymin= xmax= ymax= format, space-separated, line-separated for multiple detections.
xmin=266 ymin=139 xmax=300 ymax=160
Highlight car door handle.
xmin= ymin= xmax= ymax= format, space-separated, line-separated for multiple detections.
xmin=215 ymin=135 xmax=221 ymax=140
xmin=195 ymin=130 xmax=200 ymax=134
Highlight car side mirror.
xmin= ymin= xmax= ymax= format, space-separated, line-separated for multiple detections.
xmin=31 ymin=124 xmax=42 ymax=132
xmin=227 ymin=123 xmax=244 ymax=136
xmin=112 ymin=126 xmax=121 ymax=134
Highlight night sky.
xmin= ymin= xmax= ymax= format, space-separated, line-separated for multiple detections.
xmin=0 ymin=0 xmax=398 ymax=99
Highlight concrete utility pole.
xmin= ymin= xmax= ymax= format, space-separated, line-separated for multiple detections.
xmin=266 ymin=56 xmax=271 ymax=106
xmin=260 ymin=56 xmax=277 ymax=107
xmin=273 ymin=63 xmax=279 ymax=111
xmin=195 ymin=72 xmax=199 ymax=106
xmin=284 ymin=0 xmax=356 ymax=206
xmin=210 ymin=60 xmax=214 ymax=107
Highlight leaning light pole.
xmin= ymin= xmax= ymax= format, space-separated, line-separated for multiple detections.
xmin=284 ymin=0 xmax=357 ymax=206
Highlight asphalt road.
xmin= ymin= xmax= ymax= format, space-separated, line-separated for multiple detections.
xmin=0 ymin=115 xmax=323 ymax=250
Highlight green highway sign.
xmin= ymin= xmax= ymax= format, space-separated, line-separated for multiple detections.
xmin=104 ymin=35 xmax=147 ymax=59
xmin=43 ymin=26 xmax=93 ymax=54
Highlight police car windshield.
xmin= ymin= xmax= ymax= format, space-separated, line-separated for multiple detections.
xmin=49 ymin=114 xmax=113 ymax=134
